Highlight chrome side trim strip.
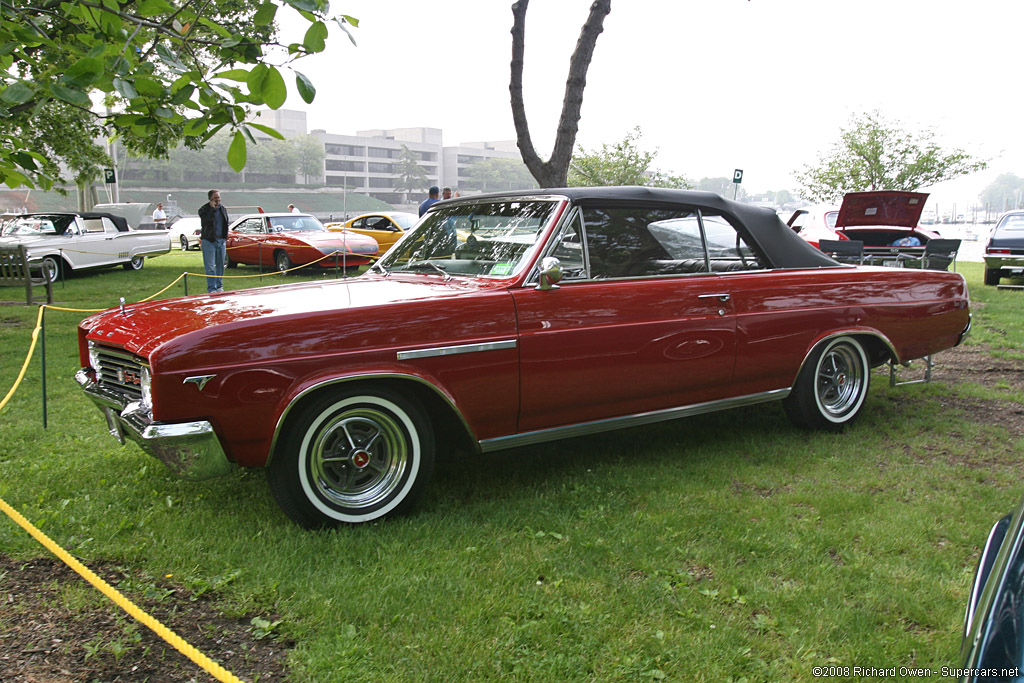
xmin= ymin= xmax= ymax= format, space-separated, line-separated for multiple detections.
xmin=478 ymin=388 xmax=790 ymax=453
xmin=397 ymin=339 xmax=517 ymax=361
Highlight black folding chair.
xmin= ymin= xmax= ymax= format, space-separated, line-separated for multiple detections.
xmin=898 ymin=238 xmax=961 ymax=271
xmin=819 ymin=239 xmax=864 ymax=264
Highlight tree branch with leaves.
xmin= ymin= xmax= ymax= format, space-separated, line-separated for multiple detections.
xmin=794 ymin=111 xmax=987 ymax=204
xmin=0 ymin=0 xmax=358 ymax=189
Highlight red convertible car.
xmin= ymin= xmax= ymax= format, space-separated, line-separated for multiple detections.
xmin=76 ymin=188 xmax=971 ymax=528
xmin=225 ymin=212 xmax=378 ymax=272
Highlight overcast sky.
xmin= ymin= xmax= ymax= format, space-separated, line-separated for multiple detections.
xmin=277 ymin=0 xmax=1021 ymax=209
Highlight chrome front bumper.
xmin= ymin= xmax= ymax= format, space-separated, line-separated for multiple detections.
xmin=76 ymin=369 xmax=233 ymax=480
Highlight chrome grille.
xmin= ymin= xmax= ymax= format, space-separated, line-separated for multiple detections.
xmin=94 ymin=345 xmax=146 ymax=401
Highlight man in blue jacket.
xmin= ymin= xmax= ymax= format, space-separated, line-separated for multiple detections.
xmin=198 ymin=189 xmax=230 ymax=293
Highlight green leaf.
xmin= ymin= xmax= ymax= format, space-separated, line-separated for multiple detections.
xmin=217 ymin=68 xmax=252 ymax=83
xmin=169 ymin=84 xmax=194 ymax=105
xmin=254 ymin=2 xmax=277 ymax=26
xmin=13 ymin=152 xmax=38 ymax=171
xmin=184 ymin=117 xmax=209 ymax=137
xmin=137 ymin=0 xmax=174 ymax=17
xmin=227 ymin=130 xmax=247 ymax=172
xmin=303 ymin=21 xmax=328 ymax=53
xmin=246 ymin=64 xmax=268 ymax=97
xmin=260 ymin=66 xmax=286 ymax=109
xmin=62 ymin=56 xmax=105 ymax=88
xmin=112 ymin=77 xmax=138 ymax=99
xmin=197 ymin=17 xmax=232 ymax=38
xmin=0 ymin=81 xmax=34 ymax=105
xmin=246 ymin=122 xmax=284 ymax=140
xmin=295 ymin=71 xmax=316 ymax=104
xmin=155 ymin=44 xmax=186 ymax=72
xmin=132 ymin=77 xmax=165 ymax=96
xmin=335 ymin=18 xmax=358 ymax=47
xmin=0 ymin=167 xmax=31 ymax=188
xmin=340 ymin=15 xmax=359 ymax=28
xmin=49 ymin=83 xmax=92 ymax=107
xmin=281 ymin=0 xmax=319 ymax=12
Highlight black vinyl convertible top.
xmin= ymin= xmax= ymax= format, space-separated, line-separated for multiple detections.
xmin=438 ymin=186 xmax=839 ymax=269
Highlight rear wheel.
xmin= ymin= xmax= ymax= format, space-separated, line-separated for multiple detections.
xmin=275 ymin=250 xmax=293 ymax=273
xmin=123 ymin=255 xmax=145 ymax=271
xmin=784 ymin=336 xmax=869 ymax=431
xmin=984 ymin=267 xmax=1002 ymax=286
xmin=179 ymin=236 xmax=190 ymax=251
xmin=268 ymin=387 xmax=435 ymax=528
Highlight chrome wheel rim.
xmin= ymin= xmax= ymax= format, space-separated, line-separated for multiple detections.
xmin=276 ymin=253 xmax=290 ymax=271
xmin=309 ymin=408 xmax=408 ymax=509
xmin=42 ymin=257 xmax=59 ymax=283
xmin=815 ymin=343 xmax=864 ymax=418
xmin=180 ymin=236 xmax=189 ymax=251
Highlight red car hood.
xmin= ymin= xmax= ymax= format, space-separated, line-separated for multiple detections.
xmin=81 ymin=275 xmax=503 ymax=363
xmin=835 ymin=191 xmax=928 ymax=229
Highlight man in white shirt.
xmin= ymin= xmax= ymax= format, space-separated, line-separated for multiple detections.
xmin=153 ymin=202 xmax=167 ymax=226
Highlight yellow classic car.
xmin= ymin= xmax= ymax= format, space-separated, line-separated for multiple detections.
xmin=327 ymin=212 xmax=418 ymax=253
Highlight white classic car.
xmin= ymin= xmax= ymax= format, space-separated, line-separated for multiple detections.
xmin=0 ymin=212 xmax=171 ymax=282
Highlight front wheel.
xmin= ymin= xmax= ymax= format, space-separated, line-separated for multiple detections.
xmin=275 ymin=250 xmax=293 ymax=273
xmin=179 ymin=236 xmax=190 ymax=251
xmin=123 ymin=255 xmax=145 ymax=271
xmin=783 ymin=336 xmax=869 ymax=431
xmin=267 ymin=388 xmax=435 ymax=528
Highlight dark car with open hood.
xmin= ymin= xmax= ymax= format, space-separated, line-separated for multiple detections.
xmin=75 ymin=187 xmax=970 ymax=528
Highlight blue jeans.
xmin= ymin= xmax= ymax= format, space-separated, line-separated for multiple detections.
xmin=201 ymin=238 xmax=226 ymax=292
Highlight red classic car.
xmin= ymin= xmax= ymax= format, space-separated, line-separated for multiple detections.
xmin=76 ymin=188 xmax=971 ymax=528
xmin=225 ymin=212 xmax=379 ymax=272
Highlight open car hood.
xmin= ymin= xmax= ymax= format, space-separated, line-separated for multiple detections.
xmin=835 ymin=191 xmax=928 ymax=229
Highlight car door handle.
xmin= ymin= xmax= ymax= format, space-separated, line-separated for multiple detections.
xmin=697 ymin=293 xmax=731 ymax=303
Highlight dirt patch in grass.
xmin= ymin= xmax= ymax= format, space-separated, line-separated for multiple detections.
xmin=0 ymin=344 xmax=1021 ymax=682
xmin=0 ymin=557 xmax=290 ymax=682
xmin=911 ymin=344 xmax=1024 ymax=439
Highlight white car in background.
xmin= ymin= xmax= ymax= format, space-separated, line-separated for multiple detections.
xmin=0 ymin=211 xmax=170 ymax=282
xmin=168 ymin=216 xmax=202 ymax=251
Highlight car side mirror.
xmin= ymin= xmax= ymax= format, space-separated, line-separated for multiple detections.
xmin=536 ymin=256 xmax=563 ymax=290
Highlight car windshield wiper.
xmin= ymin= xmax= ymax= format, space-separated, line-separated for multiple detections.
xmin=404 ymin=260 xmax=451 ymax=280
xmin=371 ymin=260 xmax=390 ymax=276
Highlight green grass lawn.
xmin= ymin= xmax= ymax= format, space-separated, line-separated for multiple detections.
xmin=1 ymin=257 xmax=1022 ymax=681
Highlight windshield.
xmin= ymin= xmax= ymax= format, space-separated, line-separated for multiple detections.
xmin=269 ymin=215 xmax=325 ymax=232
xmin=376 ymin=199 xmax=557 ymax=278
xmin=997 ymin=214 xmax=1024 ymax=232
xmin=1 ymin=215 xmax=74 ymax=236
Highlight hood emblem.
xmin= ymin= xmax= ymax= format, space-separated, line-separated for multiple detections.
xmin=183 ymin=375 xmax=217 ymax=391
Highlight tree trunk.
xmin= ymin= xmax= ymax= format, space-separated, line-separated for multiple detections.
xmin=510 ymin=0 xmax=611 ymax=188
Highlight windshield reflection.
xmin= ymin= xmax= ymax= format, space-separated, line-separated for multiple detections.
xmin=376 ymin=200 xmax=557 ymax=278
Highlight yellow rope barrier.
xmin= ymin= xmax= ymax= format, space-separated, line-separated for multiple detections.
xmin=0 ymin=305 xmax=43 ymax=413
xmin=0 ymin=496 xmax=247 ymax=683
